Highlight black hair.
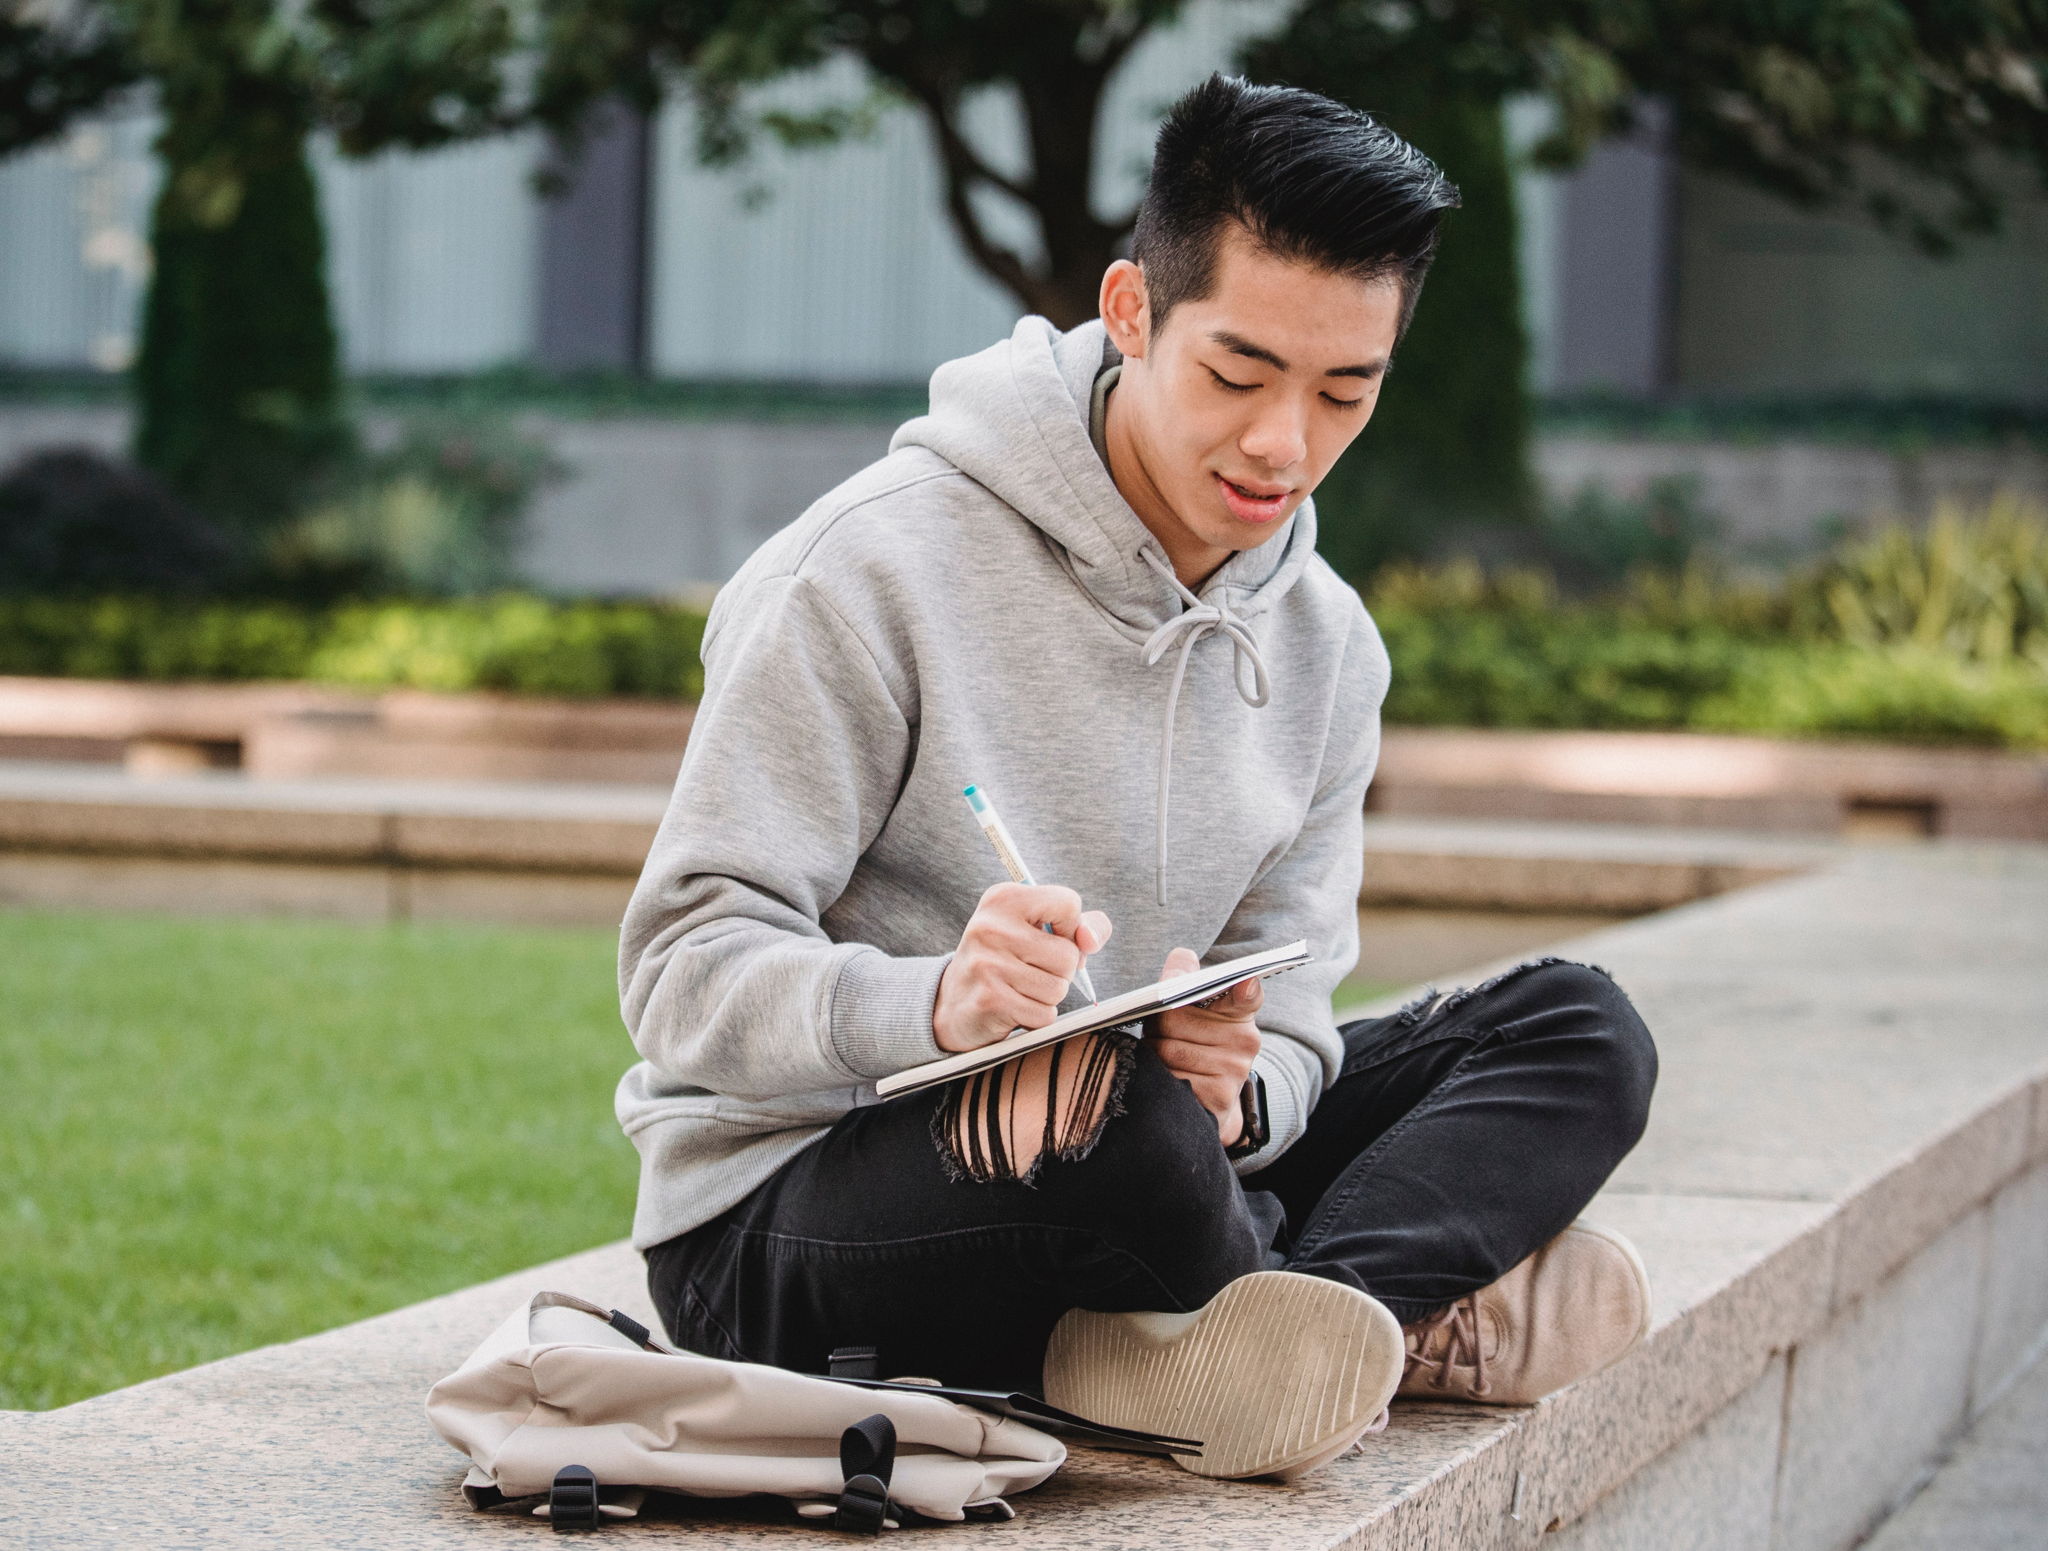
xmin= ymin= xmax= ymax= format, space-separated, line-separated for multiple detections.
xmin=1130 ymin=75 xmax=1461 ymax=340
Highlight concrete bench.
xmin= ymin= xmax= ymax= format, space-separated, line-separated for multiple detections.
xmin=1369 ymin=727 xmax=2048 ymax=842
xmin=0 ymin=676 xmax=694 ymax=785
xmin=10 ymin=672 xmax=2046 ymax=840
xmin=0 ymin=761 xmax=1826 ymax=933
xmin=4 ymin=839 xmax=2043 ymax=1548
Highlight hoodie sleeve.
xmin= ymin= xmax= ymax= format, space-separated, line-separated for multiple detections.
xmin=618 ymin=573 xmax=949 ymax=1102
xmin=1207 ymin=611 xmax=1389 ymax=1172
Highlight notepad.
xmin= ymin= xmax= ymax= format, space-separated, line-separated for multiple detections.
xmin=875 ymin=940 xmax=1312 ymax=1099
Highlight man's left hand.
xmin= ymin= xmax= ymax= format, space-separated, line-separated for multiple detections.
xmin=1151 ymin=946 xmax=1261 ymax=1148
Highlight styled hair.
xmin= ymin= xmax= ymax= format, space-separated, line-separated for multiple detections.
xmin=1131 ymin=75 xmax=1461 ymax=340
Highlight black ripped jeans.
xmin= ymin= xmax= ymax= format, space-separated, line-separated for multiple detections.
xmin=646 ymin=960 xmax=1657 ymax=1389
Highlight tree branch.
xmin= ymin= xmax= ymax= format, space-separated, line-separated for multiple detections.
xmin=901 ymin=79 xmax=1033 ymax=205
xmin=915 ymin=100 xmax=1042 ymax=309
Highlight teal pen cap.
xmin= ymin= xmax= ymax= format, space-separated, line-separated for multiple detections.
xmin=961 ymin=783 xmax=1100 ymax=1005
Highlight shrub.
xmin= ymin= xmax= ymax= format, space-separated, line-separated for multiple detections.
xmin=0 ymin=594 xmax=705 ymax=700
xmin=1696 ymin=645 xmax=2048 ymax=748
xmin=0 ymin=447 xmax=240 ymax=595
xmin=1791 ymin=492 xmax=2048 ymax=666
xmin=271 ymin=416 xmax=565 ymax=597
xmin=1540 ymin=475 xmax=1724 ymax=587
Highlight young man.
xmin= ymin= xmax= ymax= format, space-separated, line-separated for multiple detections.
xmin=618 ymin=75 xmax=1658 ymax=1481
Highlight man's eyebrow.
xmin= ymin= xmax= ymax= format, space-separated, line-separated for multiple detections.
xmin=1209 ymin=330 xmax=1385 ymax=380
xmin=1209 ymin=330 xmax=1288 ymax=372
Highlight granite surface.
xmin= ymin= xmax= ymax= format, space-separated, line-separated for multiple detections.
xmin=1772 ymin=1211 xmax=1989 ymax=1551
xmin=1968 ymin=1160 xmax=2048 ymax=1415
xmin=1545 ymin=1357 xmax=1787 ymax=1551
xmin=2 ymin=842 xmax=2045 ymax=1548
xmin=1862 ymin=1346 xmax=2048 ymax=1551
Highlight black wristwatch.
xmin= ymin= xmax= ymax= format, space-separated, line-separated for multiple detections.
xmin=1223 ymin=1071 xmax=1270 ymax=1161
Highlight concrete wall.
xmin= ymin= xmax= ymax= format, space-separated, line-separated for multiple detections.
xmin=1674 ymin=161 xmax=2048 ymax=406
xmin=7 ymin=403 xmax=2043 ymax=593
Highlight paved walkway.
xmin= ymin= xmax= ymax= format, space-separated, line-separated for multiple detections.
xmin=1863 ymin=1345 xmax=2048 ymax=1551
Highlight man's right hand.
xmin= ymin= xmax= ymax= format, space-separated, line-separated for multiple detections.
xmin=932 ymin=883 xmax=1113 ymax=1053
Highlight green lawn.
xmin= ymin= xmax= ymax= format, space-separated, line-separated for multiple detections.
xmin=1 ymin=907 xmax=1404 ymax=1411
xmin=1 ymin=909 xmax=638 ymax=1410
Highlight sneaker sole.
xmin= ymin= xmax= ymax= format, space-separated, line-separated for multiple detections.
xmin=1041 ymin=1271 xmax=1405 ymax=1481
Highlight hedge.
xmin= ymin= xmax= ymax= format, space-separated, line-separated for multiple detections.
xmin=0 ymin=595 xmax=707 ymax=701
xmin=3 ymin=589 xmax=2042 ymax=750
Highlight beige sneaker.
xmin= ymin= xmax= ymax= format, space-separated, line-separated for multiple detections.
xmin=1398 ymin=1220 xmax=1652 ymax=1406
xmin=1043 ymin=1270 xmax=1405 ymax=1481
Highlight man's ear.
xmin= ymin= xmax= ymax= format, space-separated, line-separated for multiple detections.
xmin=1098 ymin=259 xmax=1150 ymax=360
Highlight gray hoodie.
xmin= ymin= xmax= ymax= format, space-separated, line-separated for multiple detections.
xmin=616 ymin=315 xmax=1391 ymax=1251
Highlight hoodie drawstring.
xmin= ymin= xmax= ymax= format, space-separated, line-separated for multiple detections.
xmin=1138 ymin=547 xmax=1271 ymax=905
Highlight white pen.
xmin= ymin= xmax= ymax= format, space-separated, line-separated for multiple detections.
xmin=962 ymin=784 xmax=1101 ymax=1005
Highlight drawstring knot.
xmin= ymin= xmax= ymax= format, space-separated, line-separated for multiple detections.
xmin=1137 ymin=547 xmax=1271 ymax=905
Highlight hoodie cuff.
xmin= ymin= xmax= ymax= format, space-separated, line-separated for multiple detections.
xmin=830 ymin=949 xmax=952 ymax=1082
xmin=1232 ymin=1047 xmax=1309 ymax=1175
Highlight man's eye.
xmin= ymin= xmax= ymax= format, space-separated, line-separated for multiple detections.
xmin=1208 ymin=369 xmax=1257 ymax=393
xmin=1323 ymin=394 xmax=1366 ymax=411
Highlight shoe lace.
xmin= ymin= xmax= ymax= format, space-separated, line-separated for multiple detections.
xmin=1340 ymin=1407 xmax=1391 ymax=1458
xmin=1404 ymin=1296 xmax=1491 ymax=1399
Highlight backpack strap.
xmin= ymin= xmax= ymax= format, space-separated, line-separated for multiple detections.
xmin=833 ymin=1414 xmax=896 ymax=1535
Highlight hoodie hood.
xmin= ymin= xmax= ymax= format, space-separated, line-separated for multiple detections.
xmin=890 ymin=315 xmax=1320 ymax=635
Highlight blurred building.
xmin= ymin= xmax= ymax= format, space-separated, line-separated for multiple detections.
xmin=2 ymin=4 xmax=2044 ymax=594
xmin=5 ymin=3 xmax=2043 ymax=401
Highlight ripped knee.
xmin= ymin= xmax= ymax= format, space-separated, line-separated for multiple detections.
xmin=932 ymin=1029 xmax=1136 ymax=1184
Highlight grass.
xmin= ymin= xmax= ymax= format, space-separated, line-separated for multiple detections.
xmin=1332 ymin=975 xmax=1404 ymax=1014
xmin=0 ymin=908 xmax=638 ymax=1410
xmin=1 ymin=905 xmax=1407 ymax=1410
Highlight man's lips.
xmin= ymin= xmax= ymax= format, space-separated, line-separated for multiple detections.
xmin=1214 ymin=472 xmax=1292 ymax=523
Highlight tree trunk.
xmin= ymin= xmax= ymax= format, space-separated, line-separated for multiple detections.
xmin=134 ymin=91 xmax=350 ymax=543
xmin=1010 ymin=62 xmax=1128 ymax=328
xmin=896 ymin=38 xmax=1136 ymax=330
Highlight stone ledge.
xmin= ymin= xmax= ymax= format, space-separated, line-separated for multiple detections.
xmin=10 ymin=674 xmax=2042 ymax=837
xmin=0 ymin=763 xmax=1841 ymax=924
xmin=2 ymin=842 xmax=2042 ymax=1549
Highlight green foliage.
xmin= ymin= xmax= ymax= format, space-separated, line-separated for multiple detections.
xmin=531 ymin=0 xmax=1186 ymax=326
xmin=274 ymin=415 xmax=566 ymax=595
xmin=36 ymin=0 xmax=533 ymax=537
xmin=308 ymin=596 xmax=707 ymax=697
xmin=0 ymin=10 xmax=137 ymax=157
xmin=1790 ymin=493 xmax=2048 ymax=667
xmin=0 ymin=595 xmax=707 ymax=700
xmin=133 ymin=120 xmax=350 ymax=538
xmin=1694 ymin=646 xmax=2048 ymax=749
xmin=0 ymin=447 xmax=240 ymax=595
xmin=1357 ymin=496 xmax=2048 ymax=748
xmin=0 ymin=908 xmax=634 ymax=1409
xmin=1540 ymin=476 xmax=1724 ymax=587
xmin=1260 ymin=0 xmax=2048 ymax=256
xmin=1290 ymin=90 xmax=1536 ymax=574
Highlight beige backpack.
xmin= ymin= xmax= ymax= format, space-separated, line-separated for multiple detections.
xmin=425 ymin=1292 xmax=1068 ymax=1531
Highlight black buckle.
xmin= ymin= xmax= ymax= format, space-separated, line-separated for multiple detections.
xmin=833 ymin=1474 xmax=890 ymax=1535
xmin=548 ymin=1464 xmax=601 ymax=1532
xmin=832 ymin=1413 xmax=896 ymax=1535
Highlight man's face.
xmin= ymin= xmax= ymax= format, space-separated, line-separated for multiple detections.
xmin=1101 ymin=224 xmax=1405 ymax=577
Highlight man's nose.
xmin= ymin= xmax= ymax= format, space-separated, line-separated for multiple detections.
xmin=1240 ymin=403 xmax=1308 ymax=472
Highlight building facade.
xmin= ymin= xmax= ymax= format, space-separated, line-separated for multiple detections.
xmin=4 ymin=3 xmax=2042 ymax=404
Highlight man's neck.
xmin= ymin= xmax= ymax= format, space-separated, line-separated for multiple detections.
xmin=1101 ymin=378 xmax=1230 ymax=593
